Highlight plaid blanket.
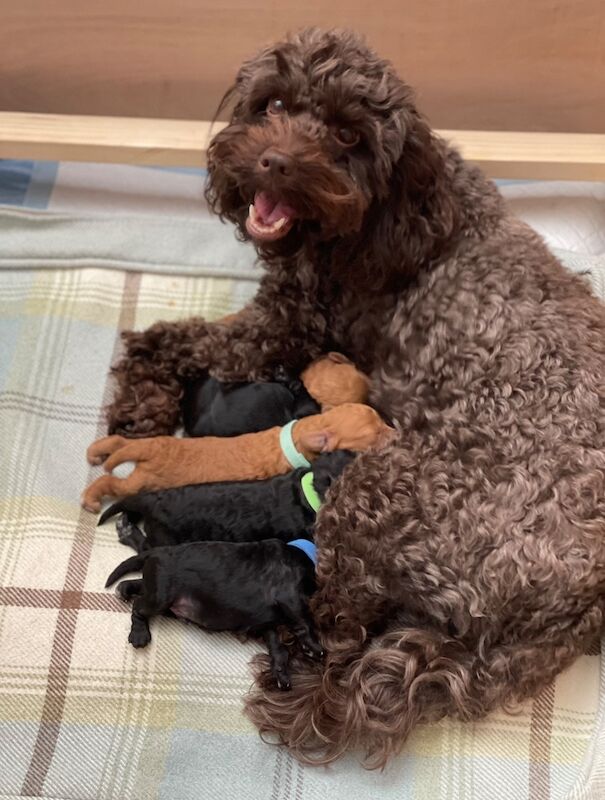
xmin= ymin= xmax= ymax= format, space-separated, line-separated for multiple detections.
xmin=1 ymin=161 xmax=604 ymax=800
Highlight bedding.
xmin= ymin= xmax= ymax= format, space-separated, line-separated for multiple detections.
xmin=0 ymin=158 xmax=604 ymax=800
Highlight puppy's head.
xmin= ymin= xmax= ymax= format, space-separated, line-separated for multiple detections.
xmin=206 ymin=28 xmax=427 ymax=259
xmin=310 ymin=450 xmax=355 ymax=500
xmin=301 ymin=352 xmax=370 ymax=409
xmin=300 ymin=403 xmax=396 ymax=454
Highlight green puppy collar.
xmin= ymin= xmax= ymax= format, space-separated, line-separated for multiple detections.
xmin=300 ymin=470 xmax=322 ymax=513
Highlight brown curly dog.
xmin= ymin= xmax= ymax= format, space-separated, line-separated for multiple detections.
xmin=104 ymin=28 xmax=605 ymax=767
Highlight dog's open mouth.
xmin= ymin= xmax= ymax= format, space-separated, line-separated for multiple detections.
xmin=246 ymin=191 xmax=296 ymax=242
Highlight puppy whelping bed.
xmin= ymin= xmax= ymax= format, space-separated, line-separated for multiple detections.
xmin=0 ymin=159 xmax=604 ymax=799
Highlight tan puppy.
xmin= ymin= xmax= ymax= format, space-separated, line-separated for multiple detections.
xmin=82 ymin=404 xmax=393 ymax=512
xmin=302 ymin=352 xmax=370 ymax=409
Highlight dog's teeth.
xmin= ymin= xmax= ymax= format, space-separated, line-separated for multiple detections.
xmin=274 ymin=218 xmax=287 ymax=230
xmin=248 ymin=204 xmax=257 ymax=221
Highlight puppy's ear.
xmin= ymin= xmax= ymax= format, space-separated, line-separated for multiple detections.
xmin=299 ymin=430 xmax=338 ymax=454
xmin=320 ymin=431 xmax=338 ymax=452
xmin=326 ymin=352 xmax=351 ymax=365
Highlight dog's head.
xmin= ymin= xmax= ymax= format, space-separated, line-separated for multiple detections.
xmin=206 ymin=28 xmax=452 ymax=272
xmin=299 ymin=403 xmax=396 ymax=455
xmin=310 ymin=450 xmax=355 ymax=500
xmin=301 ymin=352 xmax=370 ymax=409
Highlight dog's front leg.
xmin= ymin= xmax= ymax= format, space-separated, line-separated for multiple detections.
xmin=106 ymin=284 xmax=326 ymax=437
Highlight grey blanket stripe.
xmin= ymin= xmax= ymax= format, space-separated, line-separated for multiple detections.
xmin=0 ymin=207 xmax=258 ymax=278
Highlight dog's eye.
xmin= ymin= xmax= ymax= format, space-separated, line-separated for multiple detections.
xmin=334 ymin=128 xmax=360 ymax=147
xmin=267 ymin=99 xmax=286 ymax=115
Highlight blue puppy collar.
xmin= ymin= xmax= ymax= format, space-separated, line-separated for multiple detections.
xmin=279 ymin=420 xmax=311 ymax=469
xmin=287 ymin=539 xmax=317 ymax=567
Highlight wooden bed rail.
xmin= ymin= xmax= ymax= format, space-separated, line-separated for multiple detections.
xmin=0 ymin=112 xmax=604 ymax=180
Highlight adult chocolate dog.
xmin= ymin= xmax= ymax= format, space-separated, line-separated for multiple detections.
xmin=104 ymin=28 xmax=605 ymax=766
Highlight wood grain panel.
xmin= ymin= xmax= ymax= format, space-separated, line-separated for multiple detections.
xmin=1 ymin=1 xmax=603 ymax=132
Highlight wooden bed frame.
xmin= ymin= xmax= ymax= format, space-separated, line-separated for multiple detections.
xmin=1 ymin=2 xmax=604 ymax=179
xmin=0 ymin=113 xmax=603 ymax=179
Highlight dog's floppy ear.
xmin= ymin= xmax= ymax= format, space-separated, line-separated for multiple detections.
xmin=299 ymin=430 xmax=338 ymax=453
xmin=273 ymin=47 xmax=291 ymax=77
xmin=326 ymin=352 xmax=352 ymax=365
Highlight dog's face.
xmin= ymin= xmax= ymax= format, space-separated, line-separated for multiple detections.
xmin=206 ymin=28 xmax=416 ymax=256
xmin=311 ymin=450 xmax=355 ymax=499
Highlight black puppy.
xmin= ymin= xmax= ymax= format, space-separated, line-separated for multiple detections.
xmin=98 ymin=450 xmax=354 ymax=552
xmin=106 ymin=538 xmax=322 ymax=689
xmin=181 ymin=368 xmax=319 ymax=437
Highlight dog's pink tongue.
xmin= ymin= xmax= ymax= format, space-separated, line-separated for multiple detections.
xmin=253 ymin=191 xmax=295 ymax=225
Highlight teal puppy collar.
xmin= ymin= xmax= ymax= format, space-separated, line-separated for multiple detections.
xmin=279 ymin=420 xmax=311 ymax=469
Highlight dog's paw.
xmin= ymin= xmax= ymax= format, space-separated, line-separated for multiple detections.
xmin=110 ymin=420 xmax=156 ymax=438
xmin=115 ymin=585 xmax=129 ymax=602
xmin=128 ymin=629 xmax=151 ymax=648
xmin=274 ymin=672 xmax=292 ymax=691
xmin=86 ymin=441 xmax=111 ymax=465
xmin=106 ymin=404 xmax=163 ymax=437
xmin=81 ymin=493 xmax=101 ymax=514
xmin=301 ymin=641 xmax=325 ymax=661
xmin=106 ymin=418 xmax=132 ymax=436
xmin=116 ymin=514 xmax=134 ymax=541
xmin=115 ymin=581 xmax=137 ymax=602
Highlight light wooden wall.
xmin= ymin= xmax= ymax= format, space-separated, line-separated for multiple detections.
xmin=1 ymin=0 xmax=603 ymax=132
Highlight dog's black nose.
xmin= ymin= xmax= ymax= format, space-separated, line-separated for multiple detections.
xmin=259 ymin=149 xmax=293 ymax=177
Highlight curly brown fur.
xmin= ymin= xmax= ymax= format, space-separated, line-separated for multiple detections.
xmin=104 ymin=28 xmax=605 ymax=767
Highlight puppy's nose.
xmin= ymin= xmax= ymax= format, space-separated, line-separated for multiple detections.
xmin=258 ymin=149 xmax=293 ymax=177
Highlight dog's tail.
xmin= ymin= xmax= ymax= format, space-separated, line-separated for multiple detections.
xmin=105 ymin=553 xmax=150 ymax=588
xmin=245 ymin=603 xmax=601 ymax=768
xmin=98 ymin=500 xmax=126 ymax=526
xmin=98 ymin=497 xmax=144 ymax=526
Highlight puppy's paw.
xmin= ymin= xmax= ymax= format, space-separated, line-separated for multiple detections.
xmin=115 ymin=585 xmax=129 ymax=602
xmin=81 ymin=493 xmax=101 ymax=514
xmin=86 ymin=446 xmax=109 ymax=466
xmin=115 ymin=581 xmax=139 ymax=603
xmin=116 ymin=514 xmax=135 ymax=541
xmin=273 ymin=364 xmax=289 ymax=383
xmin=128 ymin=629 xmax=151 ymax=648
